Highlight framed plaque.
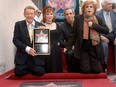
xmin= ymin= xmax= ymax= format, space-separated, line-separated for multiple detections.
xmin=33 ymin=29 xmax=50 ymax=55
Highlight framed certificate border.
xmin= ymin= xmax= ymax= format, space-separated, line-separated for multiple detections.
xmin=33 ymin=28 xmax=50 ymax=55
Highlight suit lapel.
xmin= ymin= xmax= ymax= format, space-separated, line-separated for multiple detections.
xmin=101 ymin=10 xmax=106 ymax=23
xmin=23 ymin=20 xmax=31 ymax=43
xmin=110 ymin=12 xmax=114 ymax=29
xmin=80 ymin=15 xmax=84 ymax=32
xmin=23 ymin=20 xmax=41 ymax=44
xmin=35 ymin=21 xmax=39 ymax=28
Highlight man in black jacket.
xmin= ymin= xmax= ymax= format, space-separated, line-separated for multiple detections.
xmin=59 ymin=7 xmax=77 ymax=72
xmin=13 ymin=6 xmax=45 ymax=76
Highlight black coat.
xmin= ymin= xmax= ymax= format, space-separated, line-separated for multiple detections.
xmin=66 ymin=14 xmax=109 ymax=60
xmin=59 ymin=21 xmax=73 ymax=48
xmin=13 ymin=20 xmax=45 ymax=65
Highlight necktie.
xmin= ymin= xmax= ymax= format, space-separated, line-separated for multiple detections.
xmin=28 ymin=24 xmax=33 ymax=43
xmin=106 ymin=13 xmax=112 ymax=32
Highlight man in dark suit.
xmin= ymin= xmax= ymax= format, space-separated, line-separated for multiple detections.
xmin=96 ymin=0 xmax=116 ymax=73
xmin=13 ymin=6 xmax=45 ymax=76
xmin=59 ymin=7 xmax=76 ymax=72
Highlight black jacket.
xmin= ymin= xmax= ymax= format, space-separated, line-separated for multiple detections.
xmin=13 ymin=20 xmax=45 ymax=65
xmin=59 ymin=20 xmax=73 ymax=48
xmin=66 ymin=14 xmax=109 ymax=59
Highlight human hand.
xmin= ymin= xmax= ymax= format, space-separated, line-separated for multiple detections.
xmin=100 ymin=35 xmax=109 ymax=43
xmin=38 ymin=26 xmax=46 ymax=29
xmin=28 ymin=48 xmax=37 ymax=56
xmin=63 ymin=48 xmax=67 ymax=53
xmin=88 ymin=21 xmax=93 ymax=27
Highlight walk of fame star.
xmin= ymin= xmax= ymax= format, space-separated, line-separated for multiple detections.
xmin=35 ymin=30 xmax=48 ymax=43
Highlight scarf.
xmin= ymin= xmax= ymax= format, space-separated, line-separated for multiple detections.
xmin=83 ymin=15 xmax=100 ymax=45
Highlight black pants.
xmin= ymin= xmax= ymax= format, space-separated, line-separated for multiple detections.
xmin=14 ymin=57 xmax=45 ymax=76
xmin=80 ymin=46 xmax=101 ymax=74
xmin=65 ymin=50 xmax=74 ymax=72
xmin=114 ymin=45 xmax=116 ymax=67
xmin=73 ymin=58 xmax=81 ymax=72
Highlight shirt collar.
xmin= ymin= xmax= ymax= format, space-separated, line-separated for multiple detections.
xmin=103 ymin=10 xmax=110 ymax=15
xmin=26 ymin=20 xmax=35 ymax=27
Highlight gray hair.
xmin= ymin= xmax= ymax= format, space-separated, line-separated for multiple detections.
xmin=101 ymin=0 xmax=110 ymax=7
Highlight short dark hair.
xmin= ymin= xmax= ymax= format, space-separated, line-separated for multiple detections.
xmin=63 ymin=7 xmax=74 ymax=14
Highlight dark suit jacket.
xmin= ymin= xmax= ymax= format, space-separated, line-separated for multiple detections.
xmin=66 ymin=14 xmax=109 ymax=60
xmin=96 ymin=10 xmax=116 ymax=42
xmin=13 ymin=20 xmax=45 ymax=65
xmin=59 ymin=21 xmax=73 ymax=48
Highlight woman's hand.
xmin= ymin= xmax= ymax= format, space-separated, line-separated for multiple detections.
xmin=88 ymin=21 xmax=93 ymax=27
xmin=38 ymin=26 xmax=46 ymax=29
xmin=100 ymin=35 xmax=109 ymax=43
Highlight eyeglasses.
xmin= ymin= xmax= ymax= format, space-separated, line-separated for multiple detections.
xmin=38 ymin=11 xmax=41 ymax=13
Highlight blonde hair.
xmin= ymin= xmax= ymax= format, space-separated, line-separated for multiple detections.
xmin=24 ymin=6 xmax=36 ymax=14
xmin=81 ymin=0 xmax=97 ymax=14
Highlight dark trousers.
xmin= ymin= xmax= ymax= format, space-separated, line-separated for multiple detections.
xmin=14 ymin=56 xmax=45 ymax=76
xmin=114 ymin=45 xmax=116 ymax=67
xmin=73 ymin=58 xmax=80 ymax=72
xmin=80 ymin=46 xmax=101 ymax=74
xmin=65 ymin=50 xmax=74 ymax=72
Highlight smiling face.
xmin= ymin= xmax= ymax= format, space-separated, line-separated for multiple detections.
xmin=24 ymin=6 xmax=35 ymax=24
xmin=44 ymin=11 xmax=54 ymax=23
xmin=42 ymin=6 xmax=55 ymax=23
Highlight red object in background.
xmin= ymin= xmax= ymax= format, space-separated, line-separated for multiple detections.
xmin=107 ymin=44 xmax=115 ymax=73
xmin=0 ymin=47 xmax=115 ymax=87
xmin=0 ymin=69 xmax=115 ymax=87
xmin=0 ymin=44 xmax=115 ymax=87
